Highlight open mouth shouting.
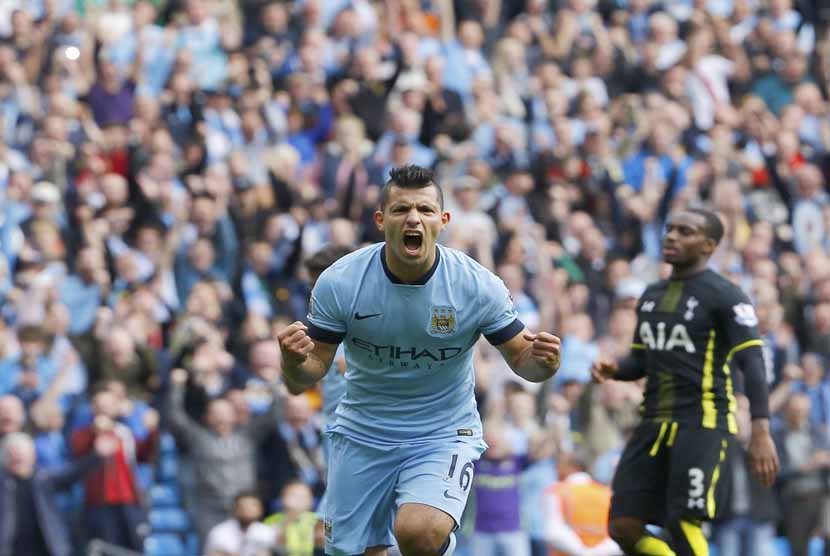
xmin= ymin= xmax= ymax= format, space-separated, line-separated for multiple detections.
xmin=402 ymin=230 xmax=424 ymax=256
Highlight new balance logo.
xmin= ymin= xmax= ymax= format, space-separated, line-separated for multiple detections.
xmin=354 ymin=312 xmax=382 ymax=320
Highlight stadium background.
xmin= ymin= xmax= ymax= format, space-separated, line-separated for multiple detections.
xmin=0 ymin=0 xmax=828 ymax=555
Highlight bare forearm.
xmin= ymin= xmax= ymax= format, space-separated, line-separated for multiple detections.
xmin=282 ymin=354 xmax=330 ymax=394
xmin=510 ymin=346 xmax=557 ymax=383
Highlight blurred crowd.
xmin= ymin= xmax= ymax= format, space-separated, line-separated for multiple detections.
xmin=0 ymin=0 xmax=830 ymax=555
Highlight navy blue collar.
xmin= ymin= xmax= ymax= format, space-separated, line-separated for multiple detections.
xmin=380 ymin=245 xmax=441 ymax=285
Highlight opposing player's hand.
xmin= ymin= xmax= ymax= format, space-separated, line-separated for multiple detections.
xmin=591 ymin=359 xmax=618 ymax=383
xmin=748 ymin=423 xmax=779 ymax=487
xmin=277 ymin=321 xmax=315 ymax=367
xmin=523 ymin=331 xmax=561 ymax=371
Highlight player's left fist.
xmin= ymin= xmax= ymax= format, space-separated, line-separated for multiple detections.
xmin=523 ymin=331 xmax=561 ymax=371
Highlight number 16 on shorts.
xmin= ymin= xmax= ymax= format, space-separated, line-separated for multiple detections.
xmin=444 ymin=454 xmax=473 ymax=501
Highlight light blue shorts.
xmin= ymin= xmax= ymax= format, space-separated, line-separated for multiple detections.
xmin=322 ymin=432 xmax=485 ymax=556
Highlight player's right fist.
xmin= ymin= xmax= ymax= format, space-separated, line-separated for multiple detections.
xmin=277 ymin=321 xmax=315 ymax=366
xmin=591 ymin=359 xmax=618 ymax=383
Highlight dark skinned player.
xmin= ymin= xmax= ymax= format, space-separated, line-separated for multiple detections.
xmin=592 ymin=208 xmax=780 ymax=556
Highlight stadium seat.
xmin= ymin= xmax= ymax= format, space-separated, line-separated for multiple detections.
xmin=808 ymin=537 xmax=827 ymax=556
xmin=185 ymin=531 xmax=200 ymax=556
xmin=136 ymin=463 xmax=155 ymax=491
xmin=159 ymin=432 xmax=178 ymax=455
xmin=145 ymin=533 xmax=185 ymax=556
xmin=772 ymin=537 xmax=790 ymax=556
xmin=158 ymin=454 xmax=178 ymax=482
xmin=149 ymin=508 xmax=191 ymax=533
xmin=149 ymin=484 xmax=180 ymax=508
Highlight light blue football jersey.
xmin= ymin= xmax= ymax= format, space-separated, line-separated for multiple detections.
xmin=307 ymin=243 xmax=523 ymax=446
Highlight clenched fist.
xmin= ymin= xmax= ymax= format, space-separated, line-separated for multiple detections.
xmin=523 ymin=331 xmax=562 ymax=371
xmin=277 ymin=321 xmax=315 ymax=367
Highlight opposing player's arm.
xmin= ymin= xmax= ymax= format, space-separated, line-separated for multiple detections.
xmin=592 ymin=306 xmax=648 ymax=383
xmin=591 ymin=347 xmax=647 ymax=383
xmin=718 ymin=287 xmax=779 ymax=486
xmin=278 ymin=322 xmax=339 ymax=395
xmin=718 ymin=290 xmax=770 ymax=420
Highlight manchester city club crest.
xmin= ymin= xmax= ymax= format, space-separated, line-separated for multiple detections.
xmin=429 ymin=306 xmax=456 ymax=335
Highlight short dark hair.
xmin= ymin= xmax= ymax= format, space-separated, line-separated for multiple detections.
xmin=687 ymin=208 xmax=724 ymax=244
xmin=380 ymin=165 xmax=443 ymax=209
xmin=17 ymin=325 xmax=48 ymax=344
xmin=305 ymin=244 xmax=354 ymax=275
xmin=234 ymin=490 xmax=262 ymax=505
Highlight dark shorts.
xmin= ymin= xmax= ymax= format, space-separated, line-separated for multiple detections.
xmin=609 ymin=421 xmax=732 ymax=525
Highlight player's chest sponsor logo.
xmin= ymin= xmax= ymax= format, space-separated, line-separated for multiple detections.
xmin=639 ymin=321 xmax=696 ymax=353
xmin=350 ymin=336 xmax=464 ymax=370
xmin=429 ymin=305 xmax=457 ymax=336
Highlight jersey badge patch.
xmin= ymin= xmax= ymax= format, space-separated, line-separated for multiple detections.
xmin=323 ymin=516 xmax=333 ymax=541
xmin=684 ymin=297 xmax=699 ymax=321
xmin=733 ymin=303 xmax=758 ymax=327
xmin=429 ymin=306 xmax=456 ymax=335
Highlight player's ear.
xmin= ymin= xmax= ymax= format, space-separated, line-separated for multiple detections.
xmin=704 ymin=237 xmax=717 ymax=255
xmin=374 ymin=210 xmax=385 ymax=232
xmin=441 ymin=210 xmax=451 ymax=227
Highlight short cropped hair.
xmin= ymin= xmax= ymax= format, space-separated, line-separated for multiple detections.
xmin=687 ymin=208 xmax=725 ymax=245
xmin=380 ymin=165 xmax=444 ymax=210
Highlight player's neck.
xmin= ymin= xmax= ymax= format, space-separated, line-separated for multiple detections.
xmin=382 ymin=247 xmax=438 ymax=284
xmin=670 ymin=259 xmax=708 ymax=280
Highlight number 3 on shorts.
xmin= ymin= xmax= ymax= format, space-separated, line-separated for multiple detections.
xmin=687 ymin=467 xmax=705 ymax=510
xmin=446 ymin=454 xmax=473 ymax=491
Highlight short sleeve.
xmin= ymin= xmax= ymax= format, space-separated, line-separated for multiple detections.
xmin=478 ymin=271 xmax=523 ymax=345
xmin=307 ymin=268 xmax=347 ymax=344
xmin=716 ymin=286 xmax=763 ymax=357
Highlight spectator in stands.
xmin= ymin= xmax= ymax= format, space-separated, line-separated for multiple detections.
xmin=714 ymin=396 xmax=779 ymax=556
xmin=167 ymin=367 xmax=283 ymax=542
xmin=31 ymin=400 xmax=69 ymax=472
xmin=791 ymin=352 xmax=830 ymax=431
xmin=541 ymin=451 xmax=621 ymax=556
xmin=0 ymin=431 xmax=117 ymax=556
xmin=71 ymin=387 xmax=158 ymax=551
xmin=0 ymin=325 xmax=59 ymax=408
xmin=471 ymin=419 xmax=532 ymax=556
xmin=262 ymin=393 xmax=325 ymax=501
xmin=204 ymin=491 xmax=275 ymax=556
xmin=775 ymin=393 xmax=830 ymax=556
xmin=264 ymin=480 xmax=321 ymax=556
xmin=0 ymin=395 xmax=25 ymax=439
xmin=1 ymin=0 xmax=830 ymax=552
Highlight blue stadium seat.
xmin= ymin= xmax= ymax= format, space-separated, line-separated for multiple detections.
xmin=149 ymin=484 xmax=180 ymax=508
xmin=149 ymin=508 xmax=191 ymax=533
xmin=808 ymin=537 xmax=827 ymax=556
xmin=136 ymin=463 xmax=155 ymax=491
xmin=158 ymin=454 xmax=178 ymax=482
xmin=144 ymin=533 xmax=185 ymax=556
xmin=160 ymin=432 xmax=178 ymax=455
xmin=185 ymin=531 xmax=200 ymax=556
xmin=772 ymin=537 xmax=790 ymax=556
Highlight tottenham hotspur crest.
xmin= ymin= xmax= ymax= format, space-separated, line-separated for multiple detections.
xmin=429 ymin=306 xmax=456 ymax=335
xmin=684 ymin=297 xmax=699 ymax=321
